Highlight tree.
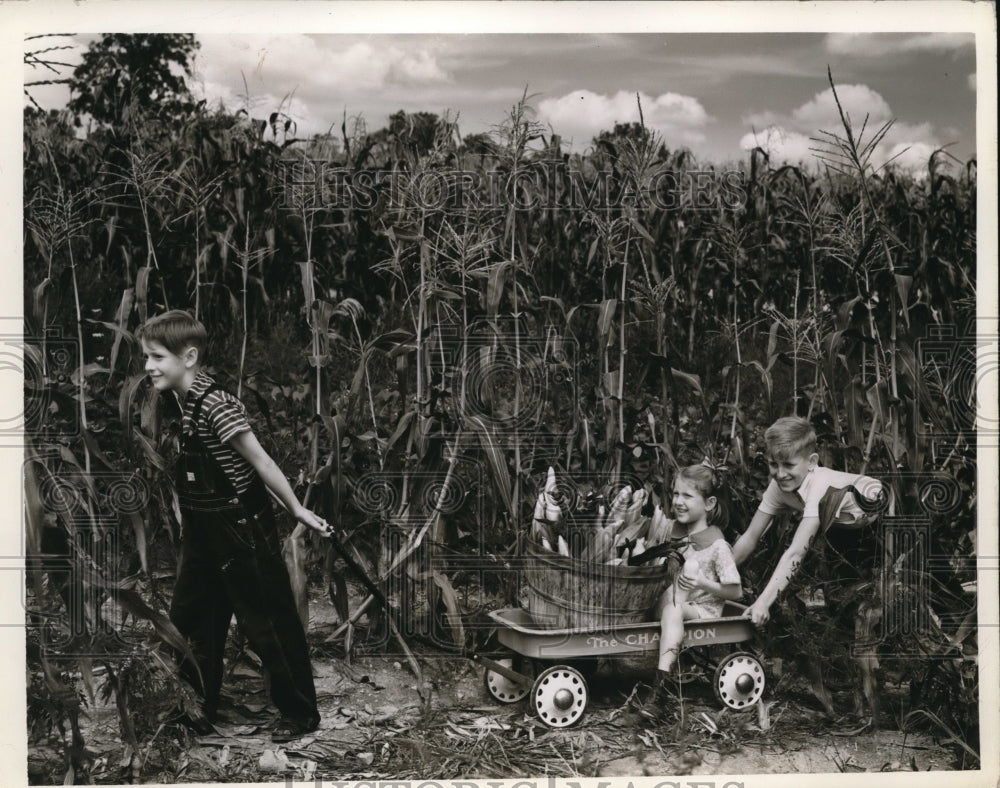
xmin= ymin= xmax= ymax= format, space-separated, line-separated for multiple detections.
xmin=68 ymin=34 xmax=200 ymax=129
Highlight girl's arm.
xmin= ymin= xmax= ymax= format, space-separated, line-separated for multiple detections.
xmin=228 ymin=431 xmax=331 ymax=536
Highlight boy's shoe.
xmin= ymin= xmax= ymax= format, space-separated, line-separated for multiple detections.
xmin=271 ymin=714 xmax=320 ymax=743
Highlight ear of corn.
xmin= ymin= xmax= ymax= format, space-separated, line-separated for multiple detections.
xmin=530 ymin=467 xmax=682 ymax=565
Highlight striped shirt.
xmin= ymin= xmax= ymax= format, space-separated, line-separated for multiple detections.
xmin=180 ymin=371 xmax=256 ymax=494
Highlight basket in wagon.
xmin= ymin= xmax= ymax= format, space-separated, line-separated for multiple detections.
xmin=524 ymin=539 xmax=673 ymax=629
xmin=523 ymin=468 xmax=680 ymax=630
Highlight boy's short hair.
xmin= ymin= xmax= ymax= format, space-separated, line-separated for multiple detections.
xmin=764 ymin=416 xmax=817 ymax=461
xmin=137 ymin=310 xmax=208 ymax=362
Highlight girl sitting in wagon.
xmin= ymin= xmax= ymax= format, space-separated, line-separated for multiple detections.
xmin=652 ymin=464 xmax=741 ymax=700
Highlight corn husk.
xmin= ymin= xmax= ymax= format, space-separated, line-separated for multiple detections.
xmin=624 ymin=489 xmax=647 ymax=525
xmin=580 ymin=523 xmax=615 ymax=563
xmin=529 ymin=474 xmax=683 ymax=565
xmin=608 ymin=485 xmax=632 ymax=518
xmin=545 ymin=466 xmax=557 ymax=495
xmin=647 ymin=505 xmax=674 ymax=545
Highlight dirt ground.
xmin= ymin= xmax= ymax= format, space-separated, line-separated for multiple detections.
xmin=40 ymin=585 xmax=967 ymax=784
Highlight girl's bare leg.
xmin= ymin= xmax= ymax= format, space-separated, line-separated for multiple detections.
xmin=658 ymin=583 xmax=688 ymax=673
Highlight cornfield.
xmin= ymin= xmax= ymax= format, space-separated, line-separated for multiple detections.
xmin=22 ymin=36 xmax=982 ymax=781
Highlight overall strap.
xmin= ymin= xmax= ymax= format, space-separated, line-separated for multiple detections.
xmin=179 ymin=382 xmax=244 ymax=507
xmin=187 ymin=383 xmax=229 ymax=433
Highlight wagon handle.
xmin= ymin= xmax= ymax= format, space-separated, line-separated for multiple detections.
xmin=469 ymin=652 xmax=535 ymax=689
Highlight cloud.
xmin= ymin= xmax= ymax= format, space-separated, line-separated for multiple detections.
xmin=741 ymin=110 xmax=782 ymax=129
xmin=791 ymin=84 xmax=893 ymax=131
xmin=883 ymin=141 xmax=939 ymax=172
xmin=196 ymin=35 xmax=450 ymax=98
xmin=739 ymin=126 xmax=815 ymax=164
xmin=825 ymin=33 xmax=974 ymax=56
xmin=187 ymin=35 xmax=456 ymax=136
xmin=537 ymin=89 xmax=711 ymax=148
xmin=739 ymin=84 xmax=942 ymax=171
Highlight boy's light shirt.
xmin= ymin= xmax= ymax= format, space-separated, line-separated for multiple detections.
xmin=759 ymin=465 xmax=883 ymax=525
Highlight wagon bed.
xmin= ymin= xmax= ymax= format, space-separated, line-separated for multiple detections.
xmin=488 ymin=601 xmax=754 ymax=659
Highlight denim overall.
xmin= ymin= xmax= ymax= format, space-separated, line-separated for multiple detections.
xmin=169 ymin=384 xmax=318 ymax=724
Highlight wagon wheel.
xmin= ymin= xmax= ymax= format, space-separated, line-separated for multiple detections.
xmin=484 ymin=657 xmax=534 ymax=704
xmin=712 ymin=651 xmax=765 ymax=710
xmin=531 ymin=665 xmax=588 ymax=728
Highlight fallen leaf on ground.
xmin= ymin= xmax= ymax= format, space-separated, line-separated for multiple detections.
xmin=237 ymin=700 xmax=269 ymax=713
xmin=213 ymin=724 xmax=261 ymax=737
xmin=259 ymin=749 xmax=291 ymax=773
xmin=471 ymin=716 xmax=510 ymax=732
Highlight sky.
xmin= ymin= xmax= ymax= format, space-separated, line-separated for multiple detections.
xmin=24 ymin=31 xmax=978 ymax=169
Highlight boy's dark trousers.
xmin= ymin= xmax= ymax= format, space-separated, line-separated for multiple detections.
xmin=169 ymin=391 xmax=318 ymax=724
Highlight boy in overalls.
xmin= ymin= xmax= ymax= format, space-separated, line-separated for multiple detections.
xmin=139 ymin=310 xmax=331 ymax=742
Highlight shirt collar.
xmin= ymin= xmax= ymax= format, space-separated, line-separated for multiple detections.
xmin=795 ymin=466 xmax=817 ymax=504
xmin=180 ymin=371 xmax=215 ymax=414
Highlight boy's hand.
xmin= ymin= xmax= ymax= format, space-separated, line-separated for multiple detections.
xmin=294 ymin=506 xmax=333 ymax=538
xmin=743 ymin=599 xmax=771 ymax=626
